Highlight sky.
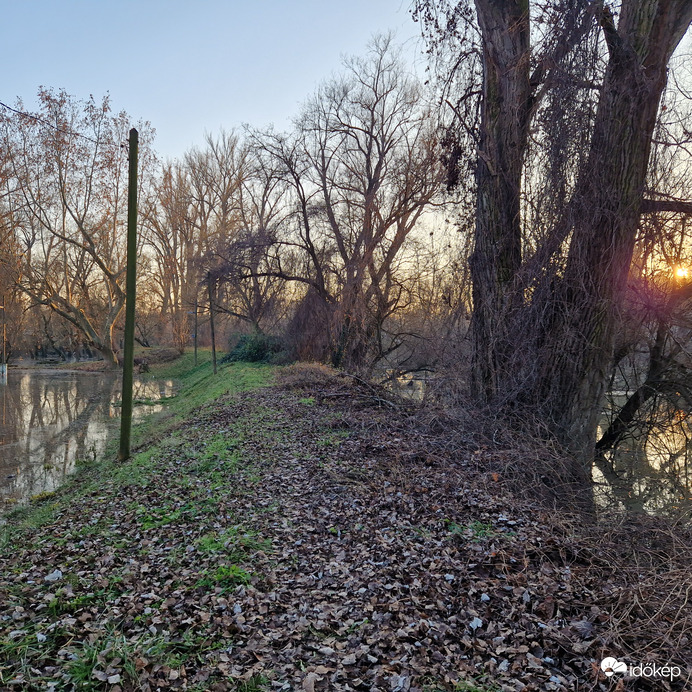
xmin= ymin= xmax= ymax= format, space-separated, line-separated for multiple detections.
xmin=3 ymin=0 xmax=425 ymax=161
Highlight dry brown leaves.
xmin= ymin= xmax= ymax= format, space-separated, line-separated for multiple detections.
xmin=0 ymin=372 xmax=690 ymax=691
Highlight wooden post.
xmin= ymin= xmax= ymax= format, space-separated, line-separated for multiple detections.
xmin=1 ymin=294 xmax=6 ymax=379
xmin=194 ymin=294 xmax=198 ymax=366
xmin=118 ymin=128 xmax=138 ymax=461
xmin=208 ymin=273 xmax=217 ymax=375
xmin=0 ymin=296 xmax=6 ymax=382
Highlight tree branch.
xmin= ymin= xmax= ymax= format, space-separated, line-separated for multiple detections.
xmin=641 ymin=198 xmax=692 ymax=215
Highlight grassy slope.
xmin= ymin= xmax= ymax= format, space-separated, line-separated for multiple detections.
xmin=0 ymin=356 xmax=502 ymax=692
xmin=0 ymin=353 xmax=279 ymax=691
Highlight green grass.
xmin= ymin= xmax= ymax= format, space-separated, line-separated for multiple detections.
xmin=447 ymin=520 xmax=500 ymax=542
xmin=316 ymin=430 xmax=350 ymax=447
xmin=196 ymin=564 xmax=252 ymax=591
xmin=193 ymin=525 xmax=270 ymax=593
xmin=194 ymin=431 xmax=243 ymax=472
xmin=235 ymin=675 xmax=271 ymax=691
xmin=195 ymin=525 xmax=272 ymax=559
xmin=161 ymin=629 xmax=228 ymax=668
xmin=0 ymin=624 xmax=157 ymax=690
xmin=0 ymin=626 xmax=49 ymax=677
xmin=138 ymin=504 xmax=185 ymax=530
xmin=130 ymin=349 xmax=275 ymax=449
xmin=66 ymin=628 xmax=169 ymax=688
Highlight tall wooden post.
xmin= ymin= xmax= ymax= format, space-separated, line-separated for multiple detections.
xmin=194 ymin=294 xmax=198 ymax=366
xmin=118 ymin=128 xmax=139 ymax=461
xmin=208 ymin=273 xmax=217 ymax=375
xmin=0 ymin=295 xmax=6 ymax=382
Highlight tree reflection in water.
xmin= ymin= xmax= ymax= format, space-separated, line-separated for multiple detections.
xmin=0 ymin=370 xmax=174 ymax=505
xmin=594 ymin=396 xmax=692 ymax=517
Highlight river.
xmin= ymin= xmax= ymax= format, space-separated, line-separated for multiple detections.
xmin=594 ymin=414 xmax=692 ymax=516
xmin=0 ymin=368 xmax=174 ymax=506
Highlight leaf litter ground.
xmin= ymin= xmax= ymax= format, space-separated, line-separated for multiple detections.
xmin=1 ymin=366 xmax=690 ymax=691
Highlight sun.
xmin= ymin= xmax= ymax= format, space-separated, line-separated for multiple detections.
xmin=675 ymin=267 xmax=689 ymax=279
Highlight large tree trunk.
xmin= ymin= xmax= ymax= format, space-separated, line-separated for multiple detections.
xmin=469 ymin=0 xmax=692 ymax=482
xmin=529 ymin=0 xmax=692 ymax=476
xmin=469 ymin=0 xmax=531 ymax=400
xmin=330 ymin=278 xmax=370 ymax=371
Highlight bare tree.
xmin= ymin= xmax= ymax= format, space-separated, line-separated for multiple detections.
xmin=143 ymin=131 xmax=246 ymax=349
xmin=0 ymin=222 xmax=24 ymax=362
xmin=257 ymin=35 xmax=444 ymax=370
xmin=143 ymin=161 xmax=199 ymax=349
xmin=212 ymin=147 xmax=290 ymax=333
xmin=1 ymin=89 xmax=155 ymax=366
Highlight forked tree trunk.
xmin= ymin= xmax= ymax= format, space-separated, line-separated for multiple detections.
xmin=470 ymin=0 xmax=692 ymax=481
xmin=26 ymin=288 xmax=123 ymax=368
xmin=530 ymin=0 xmax=692 ymax=476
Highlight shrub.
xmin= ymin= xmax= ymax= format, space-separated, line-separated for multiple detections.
xmin=222 ymin=333 xmax=288 ymax=364
xmin=147 ymin=348 xmax=182 ymax=364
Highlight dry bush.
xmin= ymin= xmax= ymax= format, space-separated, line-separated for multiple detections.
xmin=418 ymin=391 xmax=692 ymax=672
xmin=146 ymin=348 xmax=183 ymax=364
xmin=274 ymin=362 xmax=343 ymax=390
xmin=419 ymin=363 xmax=591 ymax=508
xmin=534 ymin=511 xmax=692 ymax=676
xmin=274 ymin=363 xmax=692 ymax=679
xmin=284 ymin=289 xmax=333 ymax=363
xmin=276 ymin=363 xmax=409 ymax=413
xmin=599 ymin=516 xmax=692 ymax=661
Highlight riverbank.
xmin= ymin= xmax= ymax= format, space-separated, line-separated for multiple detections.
xmin=4 ymin=347 xmax=186 ymax=375
xmin=1 ymin=358 xmax=690 ymax=691
xmin=0 ymin=351 xmax=190 ymax=508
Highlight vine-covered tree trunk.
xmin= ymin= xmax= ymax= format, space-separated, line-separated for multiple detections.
xmin=529 ymin=0 xmax=692 ymax=475
xmin=469 ymin=0 xmax=531 ymax=400
xmin=468 ymin=0 xmax=692 ymax=480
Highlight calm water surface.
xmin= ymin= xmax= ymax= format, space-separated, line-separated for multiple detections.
xmin=0 ymin=369 xmax=174 ymax=505
xmin=594 ymin=420 xmax=692 ymax=516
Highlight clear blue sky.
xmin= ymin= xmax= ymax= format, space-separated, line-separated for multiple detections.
xmin=4 ymin=0 xmax=424 ymax=161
